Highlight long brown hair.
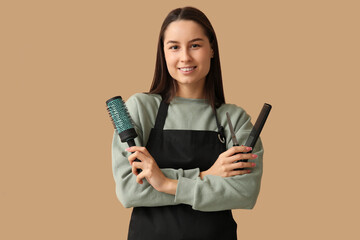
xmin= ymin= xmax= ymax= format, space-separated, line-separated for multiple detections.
xmin=148 ymin=7 xmax=225 ymax=108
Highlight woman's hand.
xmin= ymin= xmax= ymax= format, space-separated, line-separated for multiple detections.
xmin=126 ymin=146 xmax=177 ymax=195
xmin=200 ymin=146 xmax=258 ymax=179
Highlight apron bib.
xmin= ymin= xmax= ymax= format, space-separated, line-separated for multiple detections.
xmin=128 ymin=100 xmax=237 ymax=240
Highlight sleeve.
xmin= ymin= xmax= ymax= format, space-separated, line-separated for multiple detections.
xmin=173 ymin=111 xmax=264 ymax=212
xmin=111 ymin=94 xmax=201 ymax=208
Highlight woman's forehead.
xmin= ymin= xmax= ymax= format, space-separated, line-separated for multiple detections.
xmin=163 ymin=20 xmax=207 ymax=42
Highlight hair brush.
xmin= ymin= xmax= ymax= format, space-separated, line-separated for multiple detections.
xmin=106 ymin=96 xmax=138 ymax=146
xmin=106 ymin=96 xmax=141 ymax=170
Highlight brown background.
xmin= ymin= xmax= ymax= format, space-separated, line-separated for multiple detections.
xmin=1 ymin=0 xmax=359 ymax=239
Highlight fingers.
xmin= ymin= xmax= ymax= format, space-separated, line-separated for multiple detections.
xmin=131 ymin=161 xmax=142 ymax=175
xmin=227 ymin=152 xmax=258 ymax=163
xmin=136 ymin=171 xmax=145 ymax=184
xmin=229 ymin=169 xmax=253 ymax=177
xmin=222 ymin=145 xmax=252 ymax=157
xmin=220 ymin=164 xmax=253 ymax=177
xmin=126 ymin=146 xmax=156 ymax=185
xmin=126 ymin=146 xmax=151 ymax=157
xmin=225 ymin=162 xmax=255 ymax=177
xmin=131 ymin=161 xmax=146 ymax=184
xmin=227 ymin=152 xmax=257 ymax=175
xmin=231 ymin=161 xmax=256 ymax=170
xmin=128 ymin=151 xmax=143 ymax=165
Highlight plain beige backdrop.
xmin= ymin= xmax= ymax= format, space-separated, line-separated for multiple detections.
xmin=1 ymin=0 xmax=359 ymax=239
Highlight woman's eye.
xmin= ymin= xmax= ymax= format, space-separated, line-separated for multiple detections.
xmin=191 ymin=44 xmax=200 ymax=48
xmin=169 ymin=45 xmax=179 ymax=50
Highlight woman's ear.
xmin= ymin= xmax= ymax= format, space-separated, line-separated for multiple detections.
xmin=211 ymin=49 xmax=214 ymax=58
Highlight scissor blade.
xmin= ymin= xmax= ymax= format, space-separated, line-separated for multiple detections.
xmin=226 ymin=112 xmax=239 ymax=146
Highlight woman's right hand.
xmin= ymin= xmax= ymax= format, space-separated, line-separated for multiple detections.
xmin=200 ymin=146 xmax=258 ymax=179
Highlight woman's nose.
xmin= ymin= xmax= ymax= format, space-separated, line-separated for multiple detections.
xmin=180 ymin=49 xmax=192 ymax=62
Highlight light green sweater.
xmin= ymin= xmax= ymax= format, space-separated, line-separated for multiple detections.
xmin=112 ymin=93 xmax=263 ymax=212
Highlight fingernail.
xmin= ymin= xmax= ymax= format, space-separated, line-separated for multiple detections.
xmin=252 ymin=154 xmax=258 ymax=158
xmin=247 ymin=147 xmax=252 ymax=151
xmin=126 ymin=147 xmax=131 ymax=151
xmin=252 ymin=163 xmax=256 ymax=167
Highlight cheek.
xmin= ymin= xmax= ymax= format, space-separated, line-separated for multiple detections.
xmin=164 ymin=52 xmax=176 ymax=68
xmin=164 ymin=53 xmax=177 ymax=78
xmin=199 ymin=54 xmax=212 ymax=71
xmin=198 ymin=49 xmax=212 ymax=63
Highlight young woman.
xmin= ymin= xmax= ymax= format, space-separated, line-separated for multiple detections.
xmin=112 ymin=6 xmax=263 ymax=240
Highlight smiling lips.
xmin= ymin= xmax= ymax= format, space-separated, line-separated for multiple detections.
xmin=178 ymin=66 xmax=197 ymax=73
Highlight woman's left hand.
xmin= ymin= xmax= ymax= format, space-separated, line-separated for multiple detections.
xmin=126 ymin=146 xmax=177 ymax=195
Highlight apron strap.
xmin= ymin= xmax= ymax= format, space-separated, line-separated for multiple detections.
xmin=213 ymin=107 xmax=226 ymax=144
xmin=154 ymin=100 xmax=169 ymax=130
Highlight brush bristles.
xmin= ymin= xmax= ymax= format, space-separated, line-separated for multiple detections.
xmin=106 ymin=107 xmax=118 ymax=129
xmin=106 ymin=96 xmax=135 ymax=134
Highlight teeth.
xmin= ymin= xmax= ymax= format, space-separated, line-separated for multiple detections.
xmin=179 ymin=67 xmax=195 ymax=72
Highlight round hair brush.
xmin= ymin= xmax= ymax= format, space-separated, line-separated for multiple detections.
xmin=106 ymin=96 xmax=138 ymax=147
xmin=106 ymin=96 xmax=141 ymax=172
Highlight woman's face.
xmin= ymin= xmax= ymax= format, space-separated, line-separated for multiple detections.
xmin=163 ymin=20 xmax=213 ymax=92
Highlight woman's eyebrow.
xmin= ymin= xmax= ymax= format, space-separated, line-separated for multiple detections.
xmin=189 ymin=38 xmax=204 ymax=43
xmin=166 ymin=38 xmax=205 ymax=45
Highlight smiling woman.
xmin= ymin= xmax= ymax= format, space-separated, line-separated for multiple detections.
xmin=163 ymin=20 xmax=214 ymax=99
xmin=149 ymin=7 xmax=224 ymax=109
xmin=111 ymin=6 xmax=264 ymax=240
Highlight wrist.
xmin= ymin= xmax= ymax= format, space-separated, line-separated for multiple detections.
xmin=160 ymin=178 xmax=177 ymax=195
xmin=200 ymin=170 xmax=208 ymax=180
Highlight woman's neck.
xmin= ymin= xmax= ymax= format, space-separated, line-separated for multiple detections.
xmin=176 ymin=88 xmax=205 ymax=99
xmin=175 ymin=81 xmax=206 ymax=99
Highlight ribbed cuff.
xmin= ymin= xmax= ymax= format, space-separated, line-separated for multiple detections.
xmin=174 ymin=176 xmax=196 ymax=205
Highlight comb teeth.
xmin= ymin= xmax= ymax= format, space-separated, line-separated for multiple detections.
xmin=106 ymin=96 xmax=135 ymax=134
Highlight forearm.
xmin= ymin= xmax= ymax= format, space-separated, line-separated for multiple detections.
xmin=114 ymin=161 xmax=198 ymax=207
xmin=113 ymin=129 xmax=202 ymax=207
xmin=114 ymin=169 xmax=176 ymax=208
xmin=175 ymin=148 xmax=263 ymax=212
xmin=159 ymin=178 xmax=178 ymax=195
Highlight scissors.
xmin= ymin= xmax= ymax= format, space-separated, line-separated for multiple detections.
xmin=226 ymin=112 xmax=239 ymax=147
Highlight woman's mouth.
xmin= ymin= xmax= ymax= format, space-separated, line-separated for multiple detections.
xmin=178 ymin=66 xmax=197 ymax=73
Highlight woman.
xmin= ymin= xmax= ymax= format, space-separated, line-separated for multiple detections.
xmin=112 ymin=6 xmax=263 ymax=240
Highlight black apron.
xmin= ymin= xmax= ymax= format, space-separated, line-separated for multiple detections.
xmin=128 ymin=100 xmax=237 ymax=240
